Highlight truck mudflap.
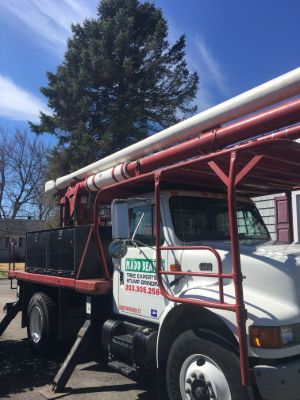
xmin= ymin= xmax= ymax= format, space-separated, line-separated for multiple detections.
xmin=254 ymin=359 xmax=300 ymax=400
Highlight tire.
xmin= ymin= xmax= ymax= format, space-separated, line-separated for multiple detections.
xmin=27 ymin=292 xmax=57 ymax=355
xmin=166 ymin=330 xmax=249 ymax=400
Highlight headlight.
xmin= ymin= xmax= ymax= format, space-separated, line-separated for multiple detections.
xmin=249 ymin=325 xmax=295 ymax=349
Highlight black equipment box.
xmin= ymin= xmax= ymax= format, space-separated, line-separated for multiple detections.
xmin=25 ymin=225 xmax=108 ymax=278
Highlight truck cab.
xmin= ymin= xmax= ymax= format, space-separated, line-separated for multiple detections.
xmin=113 ymin=190 xmax=269 ymax=323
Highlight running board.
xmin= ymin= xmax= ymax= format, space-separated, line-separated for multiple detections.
xmin=108 ymin=359 xmax=137 ymax=377
xmin=0 ymin=300 xmax=20 ymax=336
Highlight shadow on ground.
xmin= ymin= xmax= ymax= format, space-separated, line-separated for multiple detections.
xmin=0 ymin=338 xmax=60 ymax=397
xmin=0 ymin=338 xmax=157 ymax=399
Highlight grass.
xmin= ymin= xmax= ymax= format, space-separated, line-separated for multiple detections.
xmin=0 ymin=270 xmax=7 ymax=279
xmin=0 ymin=262 xmax=25 ymax=279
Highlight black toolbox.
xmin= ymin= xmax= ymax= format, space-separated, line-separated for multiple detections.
xmin=25 ymin=225 xmax=109 ymax=278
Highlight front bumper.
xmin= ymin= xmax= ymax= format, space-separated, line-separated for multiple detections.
xmin=254 ymin=359 xmax=300 ymax=400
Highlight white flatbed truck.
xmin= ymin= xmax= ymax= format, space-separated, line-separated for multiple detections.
xmin=3 ymin=68 xmax=300 ymax=400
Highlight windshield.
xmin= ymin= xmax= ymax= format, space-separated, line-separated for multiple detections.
xmin=170 ymin=196 xmax=270 ymax=244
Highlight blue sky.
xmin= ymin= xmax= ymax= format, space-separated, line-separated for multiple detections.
xmin=1 ymin=0 xmax=300 ymax=147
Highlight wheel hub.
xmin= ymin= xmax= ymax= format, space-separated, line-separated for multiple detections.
xmin=29 ymin=305 xmax=42 ymax=344
xmin=180 ymin=354 xmax=231 ymax=400
xmin=186 ymin=372 xmax=215 ymax=400
xmin=192 ymin=376 xmax=210 ymax=400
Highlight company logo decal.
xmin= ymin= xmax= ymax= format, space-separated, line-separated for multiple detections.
xmin=125 ymin=258 xmax=165 ymax=273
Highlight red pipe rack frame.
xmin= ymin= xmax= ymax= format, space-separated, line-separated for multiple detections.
xmin=92 ymin=119 xmax=300 ymax=388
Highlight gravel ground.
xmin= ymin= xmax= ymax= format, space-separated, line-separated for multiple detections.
xmin=0 ymin=279 xmax=157 ymax=400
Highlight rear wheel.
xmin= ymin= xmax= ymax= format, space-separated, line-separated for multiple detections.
xmin=166 ymin=330 xmax=249 ymax=400
xmin=27 ymin=292 xmax=57 ymax=355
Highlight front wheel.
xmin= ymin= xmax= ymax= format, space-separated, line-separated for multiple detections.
xmin=166 ymin=330 xmax=249 ymax=400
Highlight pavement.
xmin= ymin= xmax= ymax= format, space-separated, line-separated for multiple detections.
xmin=0 ymin=279 xmax=157 ymax=400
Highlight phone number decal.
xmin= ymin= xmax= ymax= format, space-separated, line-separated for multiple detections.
xmin=125 ymin=284 xmax=162 ymax=296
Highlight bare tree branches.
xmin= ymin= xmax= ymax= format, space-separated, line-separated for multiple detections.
xmin=0 ymin=128 xmax=55 ymax=220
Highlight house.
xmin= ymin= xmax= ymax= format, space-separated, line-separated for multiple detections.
xmin=253 ymin=191 xmax=299 ymax=243
xmin=0 ymin=219 xmax=46 ymax=262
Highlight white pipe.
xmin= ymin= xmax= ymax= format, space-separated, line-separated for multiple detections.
xmin=45 ymin=67 xmax=300 ymax=194
xmin=85 ymin=163 xmax=129 ymax=191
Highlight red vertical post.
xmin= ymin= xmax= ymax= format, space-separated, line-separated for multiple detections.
xmin=59 ymin=202 xmax=64 ymax=227
xmin=76 ymin=225 xmax=93 ymax=279
xmin=93 ymin=191 xmax=111 ymax=281
xmin=228 ymin=151 xmax=250 ymax=386
xmin=154 ymin=173 xmax=163 ymax=293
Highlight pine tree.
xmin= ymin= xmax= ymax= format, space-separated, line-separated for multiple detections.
xmin=30 ymin=0 xmax=199 ymax=176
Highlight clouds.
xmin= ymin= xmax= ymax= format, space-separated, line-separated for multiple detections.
xmin=193 ymin=36 xmax=230 ymax=97
xmin=1 ymin=0 xmax=97 ymax=53
xmin=0 ymin=75 xmax=49 ymax=122
xmin=188 ymin=35 xmax=231 ymax=111
xmin=0 ymin=1 xmax=98 ymax=123
xmin=167 ymin=22 xmax=230 ymax=112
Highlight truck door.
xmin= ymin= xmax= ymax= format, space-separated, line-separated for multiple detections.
xmin=114 ymin=200 xmax=169 ymax=322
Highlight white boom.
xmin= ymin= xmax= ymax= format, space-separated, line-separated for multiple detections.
xmin=45 ymin=67 xmax=300 ymax=194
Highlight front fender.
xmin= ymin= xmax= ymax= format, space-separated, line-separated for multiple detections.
xmin=156 ymin=286 xmax=238 ymax=368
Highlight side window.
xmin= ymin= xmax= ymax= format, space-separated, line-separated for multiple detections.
xmin=129 ymin=204 xmax=164 ymax=246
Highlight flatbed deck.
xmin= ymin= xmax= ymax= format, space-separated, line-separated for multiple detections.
xmin=8 ymin=270 xmax=111 ymax=295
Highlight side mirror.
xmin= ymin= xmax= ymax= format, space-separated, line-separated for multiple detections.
xmin=111 ymin=200 xmax=130 ymax=239
xmin=109 ymin=239 xmax=128 ymax=259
